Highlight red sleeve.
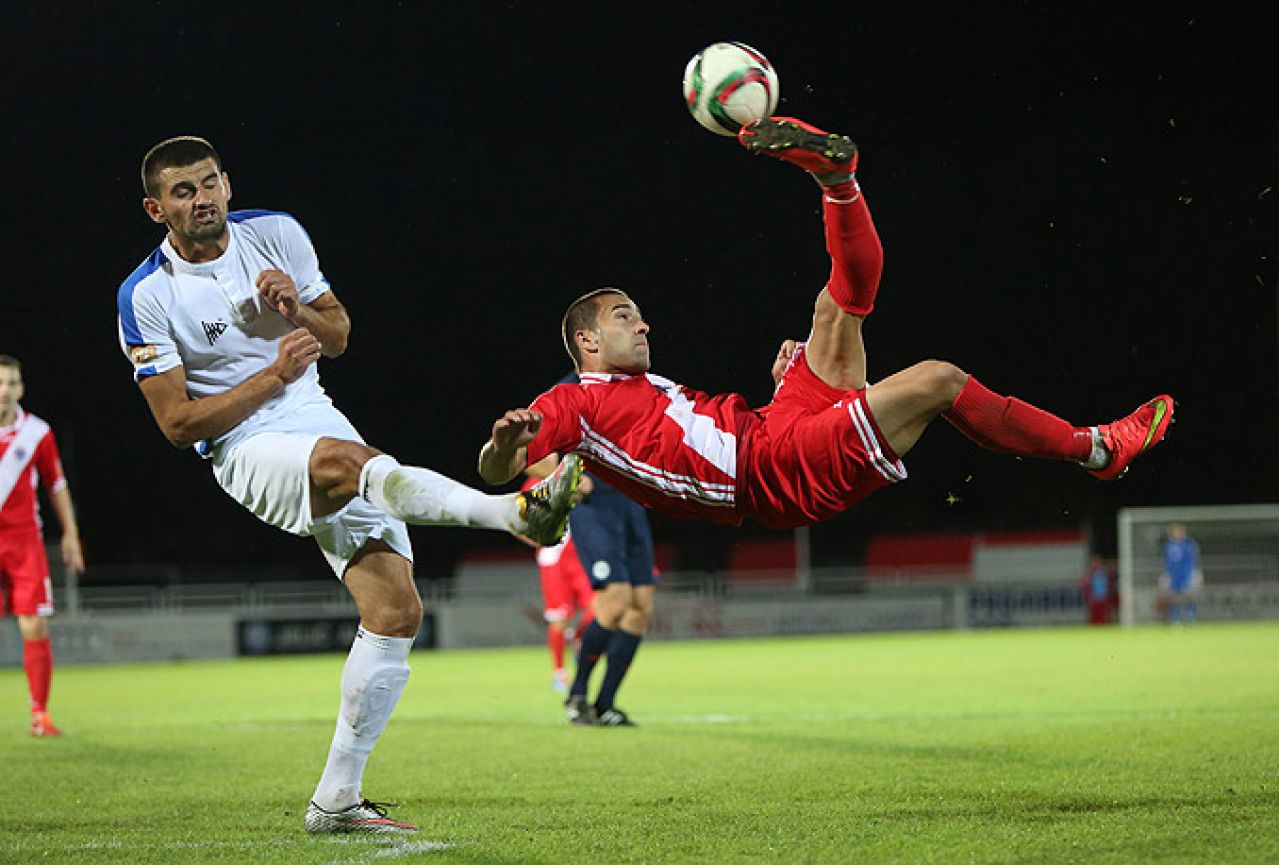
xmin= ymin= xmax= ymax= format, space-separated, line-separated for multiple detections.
xmin=527 ymin=384 xmax=585 ymax=465
xmin=34 ymin=430 xmax=67 ymax=494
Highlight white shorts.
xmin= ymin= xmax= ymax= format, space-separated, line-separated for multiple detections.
xmin=211 ymin=413 xmax=412 ymax=578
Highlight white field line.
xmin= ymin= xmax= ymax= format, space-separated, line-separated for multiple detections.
xmin=5 ymin=837 xmax=456 ymax=860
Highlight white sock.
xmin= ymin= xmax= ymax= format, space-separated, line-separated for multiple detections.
xmin=1083 ymin=426 xmax=1110 ymax=470
xmin=360 ymin=455 xmax=519 ymax=531
xmin=311 ymin=627 xmax=413 ymax=811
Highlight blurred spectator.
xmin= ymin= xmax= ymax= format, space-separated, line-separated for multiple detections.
xmin=1081 ymin=554 xmax=1114 ymax=625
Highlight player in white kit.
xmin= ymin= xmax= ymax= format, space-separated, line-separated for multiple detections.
xmin=116 ymin=136 xmax=581 ymax=835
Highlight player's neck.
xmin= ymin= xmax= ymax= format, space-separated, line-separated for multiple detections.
xmin=0 ymin=406 xmax=16 ymax=428
xmin=167 ymin=229 xmax=230 ymax=264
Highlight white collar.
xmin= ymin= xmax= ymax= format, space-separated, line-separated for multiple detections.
xmin=579 ymin=371 xmax=634 ymax=384
xmin=161 ymin=220 xmax=239 ymax=276
xmin=0 ymin=405 xmax=25 ymax=434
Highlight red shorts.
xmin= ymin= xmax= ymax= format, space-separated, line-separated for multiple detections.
xmin=0 ymin=531 xmax=54 ymax=617
xmin=741 ymin=346 xmax=906 ymax=529
xmin=537 ymin=538 xmax=594 ymax=623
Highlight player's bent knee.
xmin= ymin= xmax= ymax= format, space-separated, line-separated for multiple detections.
xmin=309 ymin=438 xmax=379 ymax=496
xmin=911 ymin=360 xmax=967 ymax=409
xmin=362 ymin=597 xmax=423 ymax=638
xmin=17 ymin=615 xmax=48 ymax=640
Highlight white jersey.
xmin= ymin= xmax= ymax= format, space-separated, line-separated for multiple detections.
xmin=116 ymin=210 xmax=336 ymax=456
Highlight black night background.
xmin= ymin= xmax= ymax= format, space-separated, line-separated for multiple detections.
xmin=2 ymin=2 xmax=1275 ymax=582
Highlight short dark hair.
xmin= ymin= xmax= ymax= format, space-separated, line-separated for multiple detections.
xmin=561 ymin=288 xmax=627 ymax=369
xmin=0 ymin=354 xmax=20 ymax=373
xmin=141 ymin=136 xmax=222 ymax=197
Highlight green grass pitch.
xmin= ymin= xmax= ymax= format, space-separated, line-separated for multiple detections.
xmin=2 ymin=623 xmax=1276 ymax=864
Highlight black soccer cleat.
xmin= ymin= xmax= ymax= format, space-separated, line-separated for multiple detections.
xmin=565 ymin=694 xmax=597 ymax=726
xmin=739 ymin=117 xmax=859 ymax=180
xmin=594 ymin=707 xmax=637 ymax=727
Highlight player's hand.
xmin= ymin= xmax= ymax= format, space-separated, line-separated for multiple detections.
xmin=61 ymin=533 xmax=84 ymax=575
xmin=272 ymin=328 xmax=323 ymax=383
xmin=257 ymin=269 xmax=301 ymax=320
xmin=771 ymin=339 xmax=799 ymax=387
xmin=491 ymin=409 xmax=543 ymax=453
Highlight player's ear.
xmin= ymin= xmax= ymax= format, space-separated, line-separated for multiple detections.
xmin=142 ymin=196 xmax=167 ymax=225
xmin=575 ymin=328 xmax=598 ymax=356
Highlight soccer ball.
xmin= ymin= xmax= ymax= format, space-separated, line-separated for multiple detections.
xmin=682 ymin=42 xmax=780 ymax=137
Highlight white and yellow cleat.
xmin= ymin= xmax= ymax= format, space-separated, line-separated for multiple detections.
xmin=516 ymin=455 xmax=583 ymax=546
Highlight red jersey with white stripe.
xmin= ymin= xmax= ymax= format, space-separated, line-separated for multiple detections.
xmin=0 ymin=408 xmax=65 ymax=536
xmin=526 ymin=350 xmax=907 ymax=530
xmin=528 ymin=372 xmax=759 ymax=525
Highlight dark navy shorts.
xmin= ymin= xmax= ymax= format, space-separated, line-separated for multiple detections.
xmin=569 ymin=486 xmax=656 ymax=589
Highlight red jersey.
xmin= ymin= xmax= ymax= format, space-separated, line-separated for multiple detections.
xmin=0 ymin=408 xmax=65 ymax=536
xmin=527 ymin=372 xmax=760 ymax=525
xmin=526 ymin=349 xmax=906 ymax=530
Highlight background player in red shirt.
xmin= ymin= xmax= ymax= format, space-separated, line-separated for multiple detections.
xmin=521 ymin=467 xmax=595 ymax=693
xmin=478 ymin=117 xmax=1174 ymax=531
xmin=0 ymin=355 xmax=85 ymax=737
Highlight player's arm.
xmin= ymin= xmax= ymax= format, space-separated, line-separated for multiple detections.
xmin=479 ymin=409 xmax=543 ymax=485
xmin=139 ymin=329 xmax=322 ymax=449
xmin=36 ymin=436 xmax=83 ymax=573
xmin=49 ymin=487 xmax=84 ymax=574
xmin=257 ymin=270 xmax=350 ymax=358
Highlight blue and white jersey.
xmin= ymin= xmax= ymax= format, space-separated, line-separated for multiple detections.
xmin=117 ymin=210 xmax=335 ymax=455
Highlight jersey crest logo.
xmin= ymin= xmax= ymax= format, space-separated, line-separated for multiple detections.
xmin=202 ymin=320 xmax=229 ymax=346
xmin=129 ymin=344 xmax=159 ymax=365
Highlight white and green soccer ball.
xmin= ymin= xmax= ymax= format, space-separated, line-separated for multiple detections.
xmin=682 ymin=41 xmax=780 ymax=137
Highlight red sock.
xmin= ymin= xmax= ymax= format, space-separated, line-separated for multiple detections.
xmin=23 ymin=638 xmax=53 ymax=714
xmin=547 ymin=626 xmax=565 ymax=670
xmin=822 ymin=180 xmax=883 ymax=315
xmin=944 ymin=376 xmax=1093 ymax=461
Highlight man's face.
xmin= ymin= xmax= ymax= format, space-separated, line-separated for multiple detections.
xmin=583 ymin=294 xmax=651 ymax=374
xmin=0 ymin=366 xmax=24 ymax=419
xmin=143 ymin=158 xmax=232 ymax=244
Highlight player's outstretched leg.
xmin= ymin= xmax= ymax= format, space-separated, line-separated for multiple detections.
xmin=946 ymin=381 xmax=1175 ymax=479
xmin=741 ymin=117 xmax=882 ymax=392
xmin=360 ymin=453 xmax=582 ymax=546
xmin=868 ymin=362 xmax=1174 ymax=478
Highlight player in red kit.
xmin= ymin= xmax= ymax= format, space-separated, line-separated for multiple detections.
xmin=521 ymin=471 xmax=595 ymax=692
xmin=0 ymin=355 xmax=84 ymax=737
xmin=478 ymin=117 xmax=1174 ymax=529
xmin=534 ymin=532 xmax=595 ymax=692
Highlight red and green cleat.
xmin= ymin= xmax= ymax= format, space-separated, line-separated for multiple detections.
xmin=1088 ymin=395 xmax=1175 ymax=480
xmin=738 ymin=117 xmax=858 ymax=179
